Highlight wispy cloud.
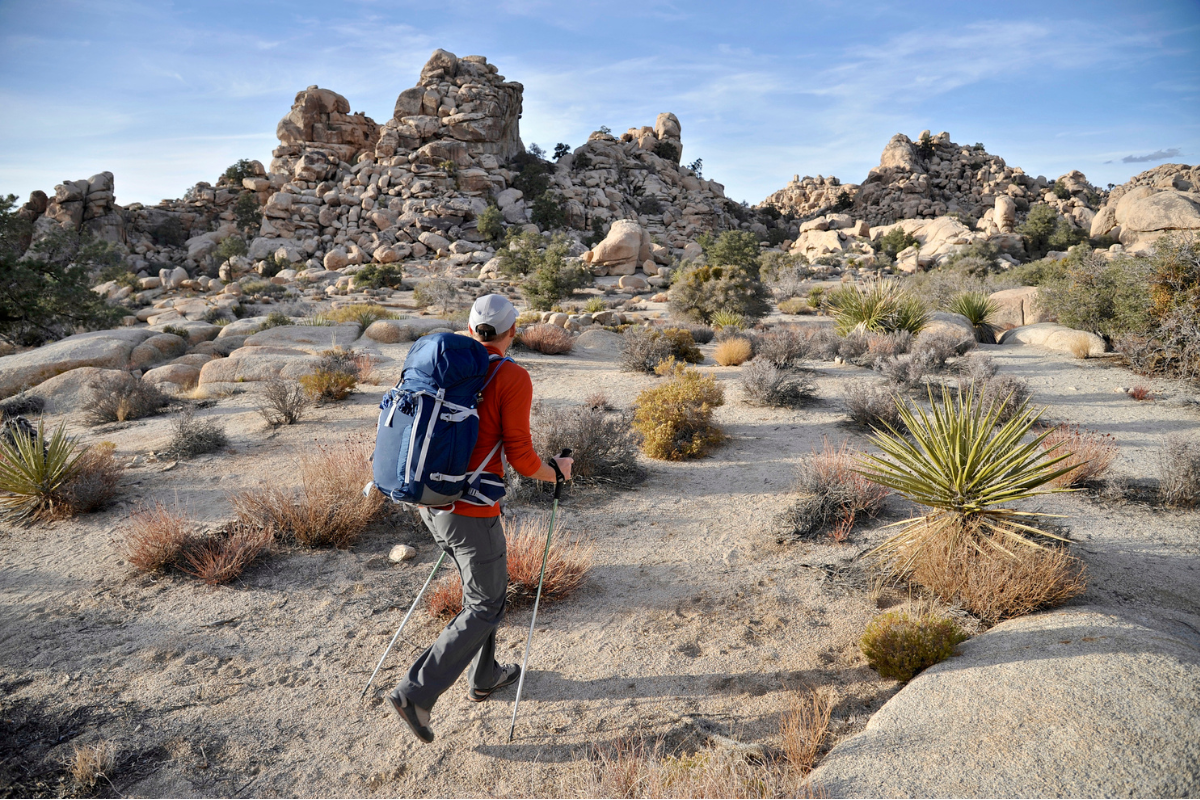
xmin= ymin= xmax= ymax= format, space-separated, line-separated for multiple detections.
xmin=1121 ymin=147 xmax=1183 ymax=163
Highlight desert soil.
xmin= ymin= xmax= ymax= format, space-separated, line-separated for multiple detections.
xmin=2 ymin=312 xmax=1198 ymax=798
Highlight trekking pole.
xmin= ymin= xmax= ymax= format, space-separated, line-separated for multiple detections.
xmin=359 ymin=550 xmax=448 ymax=699
xmin=508 ymin=448 xmax=572 ymax=742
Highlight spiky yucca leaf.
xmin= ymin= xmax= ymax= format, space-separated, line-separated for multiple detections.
xmin=0 ymin=420 xmax=85 ymax=523
xmin=828 ymin=278 xmax=929 ymax=336
xmin=947 ymin=291 xmax=999 ymax=342
xmin=709 ymin=309 xmax=746 ymax=330
xmin=856 ymin=385 xmax=1076 ymax=572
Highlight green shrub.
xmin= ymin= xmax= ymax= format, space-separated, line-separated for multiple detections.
xmin=1051 ymin=181 xmax=1071 ymax=200
xmin=710 ymin=309 xmax=746 ymax=330
xmin=1038 ymin=250 xmax=1151 ymax=338
xmin=1019 ymin=204 xmax=1087 ymax=258
xmin=878 ymin=228 xmax=918 ymax=258
xmin=947 ymin=291 xmax=999 ymax=342
xmin=413 ymin=277 xmax=458 ymax=310
xmin=668 ymin=262 xmax=770 ymax=324
xmin=860 ymin=610 xmax=967 ymax=682
xmin=243 ymin=280 xmax=283 ymax=298
xmin=216 ymin=235 xmax=246 ymax=262
xmin=915 ymin=132 xmax=935 ymax=159
xmin=477 ymin=204 xmax=504 ymax=242
xmin=531 ymin=191 xmax=567 ymax=230
xmin=659 ymin=328 xmax=703 ymax=363
xmin=778 ymin=297 xmax=809 ymax=315
xmin=352 ymin=263 xmax=404 ymax=289
xmin=652 ymin=140 xmax=679 ymax=161
xmin=256 ymin=310 xmax=291 ymax=331
xmin=152 ymin=216 xmax=187 ymax=247
xmin=325 ymin=303 xmax=394 ymax=327
xmin=0 ymin=206 xmax=125 ymax=346
xmin=299 ymin=349 xmax=360 ymax=402
xmin=516 ymin=235 xmax=590 ymax=311
xmin=698 ymin=230 xmax=762 ymax=273
xmin=508 ymin=152 xmax=551 ymax=198
xmin=584 ymin=297 xmax=607 ymax=313
xmin=0 ymin=420 xmax=85 ymax=523
xmin=222 ymin=159 xmax=257 ymax=183
xmin=1005 ymin=257 xmax=1067 ymax=287
xmin=632 ymin=360 xmax=725 ymax=460
xmin=233 ymin=192 xmax=261 ymax=235
xmin=827 ymin=278 xmax=929 ymax=335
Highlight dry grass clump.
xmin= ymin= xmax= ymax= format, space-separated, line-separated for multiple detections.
xmin=83 ymin=373 xmax=170 ymax=425
xmin=68 ymin=740 xmax=116 ymax=791
xmin=573 ymin=688 xmax=830 ymax=798
xmin=299 ymin=347 xmax=363 ymax=401
xmin=231 ymin=435 xmax=383 ymax=548
xmin=1067 ymin=333 xmax=1093 ymax=359
xmin=714 ymin=337 xmax=754 ymax=366
xmin=1128 ymin=385 xmax=1154 ymax=402
xmin=165 ymin=408 xmax=227 ymax=458
xmin=0 ymin=421 xmax=120 ymax=523
xmin=428 ymin=515 xmax=591 ymax=618
xmin=123 ymin=501 xmax=191 ymax=572
xmin=909 ymin=531 xmax=1088 ymax=623
xmin=520 ymin=324 xmax=575 ymax=354
xmin=530 ymin=401 xmax=641 ymax=485
xmin=1039 ymin=425 xmax=1117 ymax=488
xmin=974 ymin=373 xmax=1031 ymax=423
xmin=1158 ymin=434 xmax=1200 ymax=507
xmin=859 ymin=609 xmax=968 ymax=682
xmin=621 ymin=327 xmax=673 ymax=373
xmin=0 ymin=393 xmax=45 ymax=420
xmin=324 ymin=302 xmax=394 ymax=328
xmin=842 ymin=382 xmax=905 ymax=431
xmin=740 ymin=360 xmax=815 ymax=408
xmin=633 ymin=359 xmax=725 ymax=461
xmin=181 ymin=522 xmax=274 ymax=585
xmin=866 ymin=330 xmax=914 ymax=361
xmin=777 ymin=440 xmax=890 ymax=541
xmin=257 ymin=377 xmax=310 ymax=427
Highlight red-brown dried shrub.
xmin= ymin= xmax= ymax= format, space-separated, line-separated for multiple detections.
xmin=519 ymin=324 xmax=575 ymax=354
xmin=778 ymin=439 xmax=890 ymax=540
xmin=122 ymin=501 xmax=191 ymax=573
xmin=780 ymin=687 xmax=834 ymax=773
xmin=428 ymin=515 xmax=591 ymax=619
xmin=181 ymin=523 xmax=273 ymax=585
xmin=61 ymin=442 xmax=122 ymax=514
xmin=1128 ymin=385 xmax=1154 ymax=402
xmin=1039 ymin=425 xmax=1117 ymax=488
xmin=230 ymin=434 xmax=383 ymax=548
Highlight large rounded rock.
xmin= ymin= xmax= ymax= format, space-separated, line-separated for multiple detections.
xmin=573 ymin=329 xmax=623 ymax=358
xmin=142 ymin=363 xmax=201 ymax=390
xmin=1118 ymin=190 xmax=1200 ymax=234
xmin=27 ymin=367 xmax=129 ymax=413
xmin=197 ymin=346 xmax=319 ymax=385
xmin=999 ymin=323 xmax=1106 ymax=356
xmin=588 ymin=220 xmax=647 ymax=273
xmin=128 ymin=333 xmax=188 ymax=370
xmin=808 ymin=607 xmax=1200 ymax=797
xmin=0 ymin=329 xmax=155 ymax=399
xmin=241 ymin=323 xmax=362 ymax=354
xmin=988 ymin=286 xmax=1048 ymax=329
xmin=919 ymin=311 xmax=977 ymax=347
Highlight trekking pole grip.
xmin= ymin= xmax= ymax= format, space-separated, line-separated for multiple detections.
xmin=550 ymin=448 xmax=571 ymax=500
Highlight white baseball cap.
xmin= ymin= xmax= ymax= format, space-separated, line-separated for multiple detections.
xmin=469 ymin=294 xmax=518 ymax=338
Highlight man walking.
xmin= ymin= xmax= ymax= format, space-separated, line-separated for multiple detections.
xmin=387 ymin=294 xmax=572 ymax=744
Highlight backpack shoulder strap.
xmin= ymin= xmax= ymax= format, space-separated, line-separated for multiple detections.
xmin=480 ymin=354 xmax=514 ymax=393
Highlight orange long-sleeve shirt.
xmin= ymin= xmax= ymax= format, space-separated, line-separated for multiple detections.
xmin=452 ymin=344 xmax=542 ymax=517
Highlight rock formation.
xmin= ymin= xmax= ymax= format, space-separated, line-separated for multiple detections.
xmin=270 ymin=86 xmax=379 ymax=177
xmin=1088 ymin=163 xmax=1200 ymax=252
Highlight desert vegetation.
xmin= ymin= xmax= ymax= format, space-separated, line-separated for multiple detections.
xmin=632 ymin=359 xmax=726 ymax=460
xmin=859 ymin=608 xmax=968 ymax=682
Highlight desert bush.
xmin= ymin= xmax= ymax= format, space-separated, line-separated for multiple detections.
xmin=0 ymin=393 xmax=46 ymax=420
xmin=1039 ymin=425 xmax=1117 ymax=488
xmin=68 ymin=740 xmax=116 ymax=792
xmin=230 ymin=435 xmax=382 ymax=548
xmin=0 ymin=420 xmax=87 ymax=523
xmin=412 ymin=277 xmax=459 ymax=311
xmin=181 ymin=522 xmax=273 ymax=586
xmin=519 ymin=324 xmax=575 ymax=354
xmin=714 ymin=337 xmax=754 ymax=366
xmin=215 ymin=235 xmax=246 ymax=262
xmin=843 ymin=382 xmax=905 ymax=431
xmin=914 ymin=329 xmax=968 ymax=367
xmin=826 ymin=278 xmax=929 ymax=336
xmin=633 ymin=360 xmax=725 ymax=460
xmin=754 ymin=328 xmax=809 ymax=367
xmin=529 ymin=401 xmax=641 ymax=485
xmin=352 ymin=262 xmax=404 ymax=289
xmin=243 ymin=279 xmax=284 ymax=298
xmin=160 ymin=324 xmax=191 ymax=340
xmin=255 ymin=310 xmax=291 ymax=330
xmin=531 ymin=191 xmax=568 ymax=229
xmin=1038 ymin=249 xmax=1151 ymax=339
xmin=673 ymin=322 xmax=714 ymax=344
xmin=584 ymin=297 xmax=608 ymax=314
xmin=659 ymin=328 xmax=703 ymax=363
xmin=325 ymin=303 xmax=393 ymax=327
xmin=668 ymin=237 xmax=771 ymax=323
xmin=1158 ymin=434 xmax=1200 ymax=507
xmin=1128 ymin=385 xmax=1154 ymax=402
xmin=740 ymin=360 xmax=815 ymax=408
xmin=620 ymin=327 xmax=700 ymax=372
xmin=947 ymin=291 xmax=998 ymax=343
xmin=222 ymin=158 xmax=256 ymax=183
xmin=876 ymin=350 xmax=937 ymax=391
xmin=166 ymin=408 xmax=227 ymax=458
xmin=858 ymin=385 xmax=1085 ymax=619
xmin=83 ymin=373 xmax=170 ymax=425
xmin=960 ymin=353 xmax=998 ymax=384
xmin=59 ymin=442 xmax=121 ymax=514
xmin=806 ymin=327 xmax=843 ymax=361
xmin=710 ymin=309 xmax=747 ymax=331
xmin=122 ymin=501 xmax=191 ymax=573
xmin=299 ymin=347 xmax=361 ymax=401
xmin=258 ymin=377 xmax=310 ymax=427
xmin=429 ymin=515 xmax=590 ymax=618
xmin=974 ymin=373 xmax=1031 ymax=424
xmin=1020 ymin=204 xmax=1087 ymax=258
xmin=778 ymin=297 xmax=810 ymax=315
xmin=477 ymin=204 xmax=504 ymax=242
xmin=859 ymin=610 xmax=968 ymax=682
xmin=866 ymin=331 xmax=913 ymax=363
xmin=777 ymin=440 xmax=890 ymax=540
xmin=878 ymin=227 xmax=919 ymax=258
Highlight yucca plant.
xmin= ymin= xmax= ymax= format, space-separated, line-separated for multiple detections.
xmin=0 ymin=420 xmax=85 ymax=523
xmin=856 ymin=384 xmax=1076 ymax=575
xmin=709 ymin=309 xmax=746 ymax=330
xmin=827 ymin=278 xmax=929 ymax=336
xmin=947 ymin=291 xmax=999 ymax=343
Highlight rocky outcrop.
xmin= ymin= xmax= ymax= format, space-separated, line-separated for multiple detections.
xmin=989 ymin=286 xmax=1049 ymax=329
xmin=0 ymin=329 xmax=157 ymax=398
xmin=270 ymin=86 xmax=379 ymax=177
xmin=1089 ymin=164 xmax=1200 ymax=252
xmin=808 ymin=607 xmax=1200 ymax=797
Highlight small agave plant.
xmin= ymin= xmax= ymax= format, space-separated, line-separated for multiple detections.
xmin=856 ymin=384 xmax=1077 ymax=575
xmin=0 ymin=420 xmax=85 ymax=523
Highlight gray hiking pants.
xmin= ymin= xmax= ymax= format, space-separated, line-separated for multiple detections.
xmin=397 ymin=509 xmax=508 ymax=710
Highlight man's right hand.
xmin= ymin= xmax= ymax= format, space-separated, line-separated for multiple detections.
xmin=550 ymin=456 xmax=573 ymax=482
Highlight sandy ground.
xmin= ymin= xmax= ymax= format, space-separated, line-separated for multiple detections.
xmin=1 ymin=317 xmax=1198 ymax=798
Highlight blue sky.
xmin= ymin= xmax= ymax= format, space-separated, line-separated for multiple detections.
xmin=1 ymin=0 xmax=1197 ymax=207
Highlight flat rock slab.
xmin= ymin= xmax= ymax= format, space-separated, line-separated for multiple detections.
xmin=197 ymin=346 xmax=319 ymax=384
xmin=574 ymin=329 xmax=624 ymax=358
xmin=241 ymin=324 xmax=362 ymax=354
xmin=999 ymin=322 xmax=1106 ymax=357
xmin=28 ymin=367 xmax=129 ymax=413
xmin=0 ymin=329 xmax=155 ymax=398
xmin=809 ymin=606 xmax=1200 ymax=798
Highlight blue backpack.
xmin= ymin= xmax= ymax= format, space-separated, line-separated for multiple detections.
xmin=369 ymin=332 xmax=511 ymax=508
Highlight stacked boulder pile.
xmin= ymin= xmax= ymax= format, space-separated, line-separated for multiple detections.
xmin=1088 ymin=163 xmax=1200 ymax=253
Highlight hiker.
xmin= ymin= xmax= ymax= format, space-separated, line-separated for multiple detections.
xmin=387 ymin=294 xmax=573 ymax=744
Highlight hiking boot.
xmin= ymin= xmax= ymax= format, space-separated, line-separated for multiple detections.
xmin=468 ymin=663 xmax=521 ymax=702
xmin=386 ymin=688 xmax=434 ymax=743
